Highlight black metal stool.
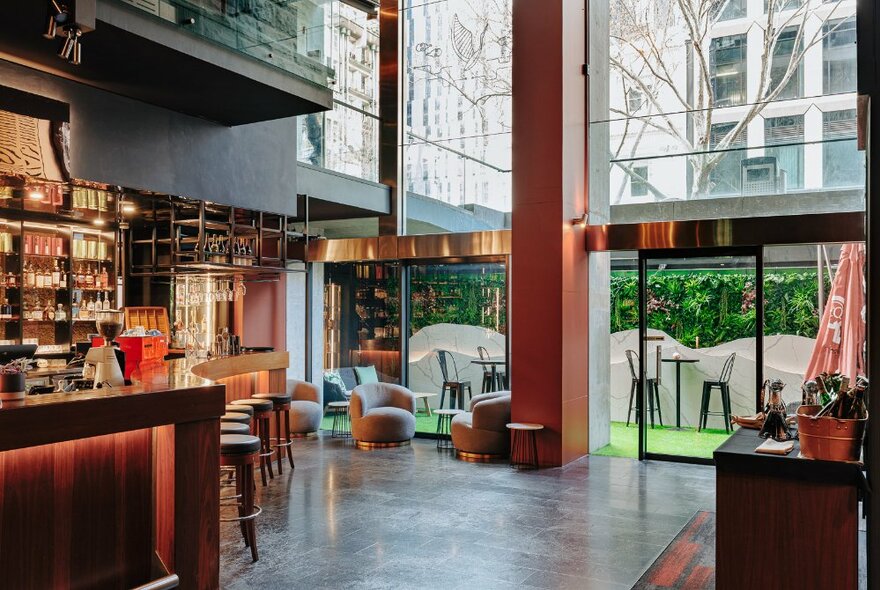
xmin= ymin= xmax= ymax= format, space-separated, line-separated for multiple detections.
xmin=434 ymin=409 xmax=462 ymax=450
xmin=220 ymin=434 xmax=262 ymax=562
xmin=253 ymin=392 xmax=295 ymax=473
xmin=327 ymin=401 xmax=350 ymax=438
xmin=231 ymin=398 xmax=275 ymax=486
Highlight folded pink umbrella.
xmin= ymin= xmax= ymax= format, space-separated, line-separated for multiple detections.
xmin=803 ymin=243 xmax=866 ymax=381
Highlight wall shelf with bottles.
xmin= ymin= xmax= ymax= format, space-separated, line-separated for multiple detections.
xmin=0 ymin=216 xmax=117 ymax=353
xmin=127 ymin=194 xmax=309 ymax=276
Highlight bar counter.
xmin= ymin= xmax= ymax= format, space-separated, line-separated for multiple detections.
xmin=0 ymin=352 xmax=294 ymax=590
xmin=714 ymin=428 xmax=866 ymax=590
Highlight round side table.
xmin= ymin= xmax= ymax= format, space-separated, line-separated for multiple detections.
xmin=506 ymin=423 xmax=544 ymax=469
xmin=434 ymin=409 xmax=463 ymax=450
xmin=328 ymin=401 xmax=351 ymax=438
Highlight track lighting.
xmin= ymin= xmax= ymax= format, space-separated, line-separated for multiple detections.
xmin=58 ymin=27 xmax=81 ymax=64
xmin=43 ymin=1 xmax=69 ymax=39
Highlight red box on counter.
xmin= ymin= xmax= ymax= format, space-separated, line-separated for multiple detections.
xmin=115 ymin=335 xmax=169 ymax=379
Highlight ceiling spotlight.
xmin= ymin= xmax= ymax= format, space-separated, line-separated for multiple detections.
xmin=93 ymin=217 xmax=106 ymax=227
xmin=58 ymin=27 xmax=81 ymax=64
xmin=121 ymin=203 xmax=136 ymax=215
xmin=43 ymin=1 xmax=69 ymax=39
xmin=28 ymin=190 xmax=45 ymax=201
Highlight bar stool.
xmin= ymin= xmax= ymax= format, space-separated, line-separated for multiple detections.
xmin=220 ymin=434 xmax=262 ymax=562
xmin=253 ymin=392 xmax=295 ymax=473
xmin=231 ymin=398 xmax=275 ymax=485
xmin=220 ymin=411 xmax=251 ymax=426
xmin=221 ymin=422 xmax=251 ymax=435
xmin=226 ymin=404 xmax=253 ymax=418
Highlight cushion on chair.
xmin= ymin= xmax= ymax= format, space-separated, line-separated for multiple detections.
xmin=226 ymin=404 xmax=253 ymax=416
xmin=350 ymin=383 xmax=417 ymax=443
xmin=289 ymin=400 xmax=322 ymax=434
xmin=355 ymin=407 xmax=416 ymax=443
xmin=220 ymin=434 xmax=261 ymax=455
xmin=468 ymin=390 xmax=510 ymax=412
xmin=354 ymin=365 xmax=379 ymax=385
xmin=451 ymin=412 xmax=509 ymax=456
xmin=323 ymin=372 xmax=347 ymax=405
xmin=288 ymin=380 xmax=321 ymax=404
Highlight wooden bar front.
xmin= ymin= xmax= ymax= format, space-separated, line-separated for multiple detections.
xmin=0 ymin=361 xmax=225 ymax=589
xmin=715 ymin=429 xmax=863 ymax=590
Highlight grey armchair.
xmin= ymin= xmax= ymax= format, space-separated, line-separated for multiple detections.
xmin=287 ymin=379 xmax=323 ymax=436
xmin=350 ymin=383 xmax=416 ymax=447
xmin=451 ymin=391 xmax=511 ymax=458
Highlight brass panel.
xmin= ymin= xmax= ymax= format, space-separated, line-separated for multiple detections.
xmin=397 ymin=230 xmax=511 ymax=260
xmin=354 ymin=440 xmax=411 ymax=449
xmin=378 ymin=0 xmax=400 ymax=236
xmin=585 ymin=212 xmax=866 ymax=251
xmin=377 ymin=234 xmax=398 ymax=259
xmin=308 ymin=237 xmax=380 ymax=262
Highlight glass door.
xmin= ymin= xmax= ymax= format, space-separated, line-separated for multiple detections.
xmin=637 ymin=248 xmax=761 ymax=462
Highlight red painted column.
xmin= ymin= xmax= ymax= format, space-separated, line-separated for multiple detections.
xmin=240 ymin=277 xmax=287 ymax=353
xmin=510 ymin=0 xmax=589 ymax=466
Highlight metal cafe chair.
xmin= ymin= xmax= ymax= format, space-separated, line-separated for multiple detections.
xmin=698 ymin=352 xmax=736 ymax=433
xmin=625 ymin=349 xmax=663 ymax=428
xmin=436 ymin=350 xmax=472 ymax=410
xmin=477 ymin=345 xmax=506 ymax=392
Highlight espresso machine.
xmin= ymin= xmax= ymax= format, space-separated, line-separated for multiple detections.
xmin=84 ymin=310 xmax=125 ymax=387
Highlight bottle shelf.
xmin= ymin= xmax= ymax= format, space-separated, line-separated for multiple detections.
xmin=0 ymin=316 xmax=20 ymax=321
xmin=23 ymin=253 xmax=67 ymax=259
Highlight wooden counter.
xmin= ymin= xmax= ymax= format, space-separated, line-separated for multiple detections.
xmin=0 ymin=358 xmax=225 ymax=590
xmin=714 ymin=428 xmax=866 ymax=590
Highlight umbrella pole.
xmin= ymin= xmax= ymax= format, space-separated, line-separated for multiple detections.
xmin=817 ymin=245 xmax=825 ymax=321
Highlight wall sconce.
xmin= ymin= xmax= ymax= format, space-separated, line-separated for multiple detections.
xmin=58 ymin=26 xmax=82 ymax=65
xmin=570 ymin=213 xmax=588 ymax=228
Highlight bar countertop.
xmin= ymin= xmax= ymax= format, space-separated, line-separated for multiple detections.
xmin=0 ymin=356 xmax=226 ymax=453
xmin=714 ymin=427 xmax=867 ymax=489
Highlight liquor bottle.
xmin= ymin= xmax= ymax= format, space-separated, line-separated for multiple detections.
xmin=96 ymin=292 xmax=103 ymax=310
xmin=85 ymin=264 xmax=95 ymax=289
xmin=7 ymin=272 xmax=15 ymax=288
xmin=59 ymin=267 xmax=67 ymax=289
xmin=86 ymin=296 xmax=95 ymax=314
xmin=22 ymin=300 xmax=29 ymax=321
xmin=46 ymin=303 xmax=55 ymax=321
xmin=54 ymin=236 xmax=63 ymax=256
xmin=0 ymin=298 xmax=9 ymax=318
xmin=25 ymin=262 xmax=35 ymax=288
xmin=0 ymin=273 xmax=5 ymax=288
xmin=52 ymin=260 xmax=61 ymax=289
xmin=77 ymin=264 xmax=85 ymax=289
xmin=56 ymin=304 xmax=66 ymax=322
xmin=102 ymin=292 xmax=110 ymax=311
xmin=32 ymin=300 xmax=43 ymax=321
xmin=100 ymin=268 xmax=109 ymax=291
xmin=71 ymin=298 xmax=79 ymax=321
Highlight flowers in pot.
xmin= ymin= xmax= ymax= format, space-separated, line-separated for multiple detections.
xmin=0 ymin=358 xmax=33 ymax=401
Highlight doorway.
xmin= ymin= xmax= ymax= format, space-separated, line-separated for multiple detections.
xmin=634 ymin=248 xmax=762 ymax=463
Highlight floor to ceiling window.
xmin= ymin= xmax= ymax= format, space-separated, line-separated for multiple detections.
xmin=401 ymin=0 xmax=512 ymax=235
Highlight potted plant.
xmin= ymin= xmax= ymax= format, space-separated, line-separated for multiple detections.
xmin=0 ymin=358 xmax=32 ymax=401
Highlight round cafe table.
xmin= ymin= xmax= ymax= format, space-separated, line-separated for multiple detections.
xmin=470 ymin=358 xmax=507 ymax=392
xmin=661 ymin=357 xmax=700 ymax=429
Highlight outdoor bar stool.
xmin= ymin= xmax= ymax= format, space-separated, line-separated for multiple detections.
xmin=253 ymin=392 xmax=296 ymax=473
xmin=226 ymin=403 xmax=253 ymax=417
xmin=437 ymin=350 xmax=472 ymax=410
xmin=220 ymin=434 xmax=262 ymax=562
xmin=624 ymin=350 xmax=663 ymax=428
xmin=231 ymin=398 xmax=276 ymax=485
xmin=477 ymin=346 xmax=506 ymax=393
xmin=698 ymin=353 xmax=736 ymax=433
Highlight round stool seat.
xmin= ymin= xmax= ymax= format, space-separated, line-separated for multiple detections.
xmin=220 ymin=434 xmax=261 ymax=455
xmin=231 ymin=398 xmax=274 ymax=412
xmin=226 ymin=404 xmax=253 ymax=416
xmin=253 ymin=392 xmax=292 ymax=404
xmin=220 ymin=422 xmax=251 ymax=435
xmin=221 ymin=412 xmax=251 ymax=424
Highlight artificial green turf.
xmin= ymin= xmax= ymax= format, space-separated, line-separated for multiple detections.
xmin=593 ymin=421 xmax=732 ymax=459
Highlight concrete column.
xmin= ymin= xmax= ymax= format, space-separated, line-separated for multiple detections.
xmin=285 ymin=263 xmax=324 ymax=396
xmin=588 ymin=0 xmax=611 ymax=452
xmin=511 ymin=0 xmax=589 ymax=466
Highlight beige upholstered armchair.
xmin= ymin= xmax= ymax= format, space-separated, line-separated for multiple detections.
xmin=286 ymin=379 xmax=323 ymax=436
xmin=451 ymin=391 xmax=511 ymax=459
xmin=350 ymin=383 xmax=416 ymax=448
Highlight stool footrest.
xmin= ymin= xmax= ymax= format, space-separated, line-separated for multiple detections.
xmin=220 ymin=504 xmax=262 ymax=523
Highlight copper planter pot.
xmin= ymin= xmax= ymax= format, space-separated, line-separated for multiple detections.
xmin=796 ymin=405 xmax=867 ymax=463
xmin=0 ymin=373 xmax=26 ymax=401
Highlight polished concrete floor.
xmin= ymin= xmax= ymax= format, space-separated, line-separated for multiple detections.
xmin=220 ymin=435 xmax=717 ymax=589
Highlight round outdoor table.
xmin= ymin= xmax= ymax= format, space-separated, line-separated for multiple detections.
xmin=661 ymin=357 xmax=700 ymax=429
xmin=434 ymin=409 xmax=463 ymax=450
xmin=506 ymin=423 xmax=543 ymax=469
xmin=328 ymin=401 xmax=351 ymax=438
xmin=471 ymin=358 xmax=507 ymax=392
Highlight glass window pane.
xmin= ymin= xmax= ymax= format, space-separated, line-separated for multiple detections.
xmin=407 ymin=261 xmax=507 ymax=433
